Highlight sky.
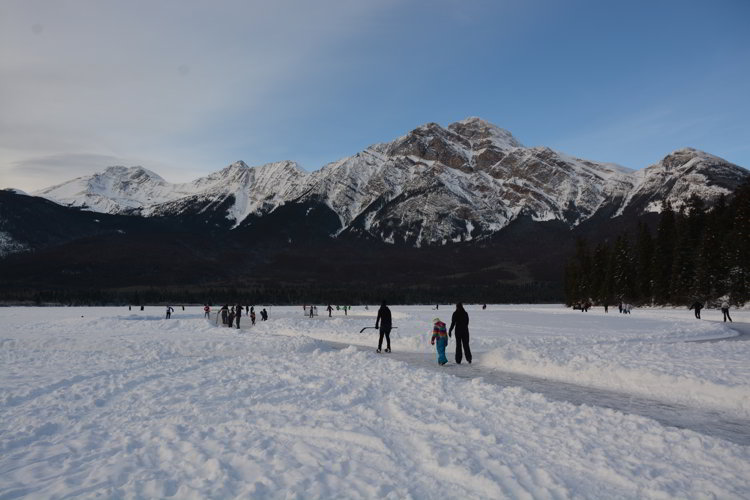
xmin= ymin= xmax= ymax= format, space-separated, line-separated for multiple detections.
xmin=1 ymin=0 xmax=749 ymax=192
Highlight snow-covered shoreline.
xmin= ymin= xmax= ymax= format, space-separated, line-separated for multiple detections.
xmin=1 ymin=306 xmax=748 ymax=499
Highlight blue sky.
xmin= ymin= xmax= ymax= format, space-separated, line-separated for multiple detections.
xmin=1 ymin=0 xmax=748 ymax=191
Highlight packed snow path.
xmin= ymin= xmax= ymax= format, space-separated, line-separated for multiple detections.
xmin=693 ymin=320 xmax=750 ymax=343
xmin=332 ymin=343 xmax=750 ymax=446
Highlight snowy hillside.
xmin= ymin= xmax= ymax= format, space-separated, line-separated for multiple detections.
xmin=617 ymin=148 xmax=748 ymax=215
xmin=32 ymin=118 xmax=749 ymax=246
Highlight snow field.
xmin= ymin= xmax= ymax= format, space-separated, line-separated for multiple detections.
xmin=266 ymin=305 xmax=750 ymax=419
xmin=1 ymin=307 xmax=749 ymax=499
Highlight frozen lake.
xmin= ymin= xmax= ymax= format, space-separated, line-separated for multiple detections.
xmin=1 ymin=305 xmax=749 ymax=499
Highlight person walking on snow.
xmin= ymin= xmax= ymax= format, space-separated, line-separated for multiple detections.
xmin=431 ymin=318 xmax=449 ymax=365
xmin=721 ymin=301 xmax=733 ymax=322
xmin=327 ymin=304 xmax=333 ymax=317
xmin=203 ymin=304 xmax=210 ymax=319
xmin=375 ymin=301 xmax=392 ymax=353
xmin=448 ymin=302 xmax=472 ymax=364
xmin=235 ymin=303 xmax=242 ymax=329
xmin=219 ymin=304 xmax=229 ymax=325
xmin=165 ymin=306 xmax=174 ymax=319
xmin=689 ymin=301 xmax=703 ymax=319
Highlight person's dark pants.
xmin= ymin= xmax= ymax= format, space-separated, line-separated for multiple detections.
xmin=455 ymin=330 xmax=472 ymax=364
xmin=695 ymin=310 xmax=701 ymax=319
xmin=166 ymin=312 xmax=171 ymax=319
xmin=378 ymin=327 xmax=391 ymax=351
xmin=236 ymin=316 xmax=241 ymax=328
xmin=204 ymin=312 xmax=209 ymax=318
xmin=723 ymin=309 xmax=732 ymax=322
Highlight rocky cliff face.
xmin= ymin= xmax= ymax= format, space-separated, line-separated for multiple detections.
xmin=31 ymin=118 xmax=748 ymax=247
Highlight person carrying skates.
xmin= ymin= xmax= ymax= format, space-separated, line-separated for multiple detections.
xmin=431 ymin=318 xmax=449 ymax=365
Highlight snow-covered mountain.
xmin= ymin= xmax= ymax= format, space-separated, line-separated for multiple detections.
xmin=32 ymin=117 xmax=748 ymax=246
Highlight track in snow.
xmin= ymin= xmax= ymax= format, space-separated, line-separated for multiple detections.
xmin=327 ymin=324 xmax=750 ymax=446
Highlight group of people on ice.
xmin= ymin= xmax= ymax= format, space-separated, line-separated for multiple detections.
xmin=690 ymin=300 xmax=733 ymax=322
xmin=210 ymin=304 xmax=268 ymax=328
xmin=373 ymin=300 xmax=472 ymax=366
xmin=430 ymin=303 xmax=472 ymax=366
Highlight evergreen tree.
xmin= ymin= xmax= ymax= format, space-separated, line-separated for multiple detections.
xmin=652 ymin=201 xmax=677 ymax=303
xmin=610 ymin=234 xmax=635 ymax=301
xmin=670 ymin=196 xmax=705 ymax=303
xmin=591 ymin=242 xmax=610 ymax=304
xmin=634 ymin=222 xmax=654 ymax=303
xmin=726 ymin=180 xmax=750 ymax=303
xmin=573 ymin=238 xmax=593 ymax=302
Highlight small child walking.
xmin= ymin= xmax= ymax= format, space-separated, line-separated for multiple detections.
xmin=431 ymin=318 xmax=449 ymax=365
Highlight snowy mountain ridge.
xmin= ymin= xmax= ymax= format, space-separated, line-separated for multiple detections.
xmin=33 ymin=118 xmax=748 ymax=246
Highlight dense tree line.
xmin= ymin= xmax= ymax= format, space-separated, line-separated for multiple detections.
xmin=564 ymin=180 xmax=750 ymax=307
xmin=0 ymin=280 xmax=560 ymax=306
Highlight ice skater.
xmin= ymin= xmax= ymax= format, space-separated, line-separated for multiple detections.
xmin=448 ymin=303 xmax=472 ymax=364
xmin=689 ymin=301 xmax=703 ymax=319
xmin=375 ymin=300 xmax=392 ymax=353
xmin=203 ymin=304 xmax=210 ymax=318
xmin=721 ymin=301 xmax=733 ymax=322
xmin=235 ymin=303 xmax=242 ymax=329
xmin=165 ymin=305 xmax=174 ymax=319
xmin=431 ymin=317 xmax=448 ymax=365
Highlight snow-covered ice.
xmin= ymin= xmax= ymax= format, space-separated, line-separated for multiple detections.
xmin=1 ymin=305 xmax=749 ymax=499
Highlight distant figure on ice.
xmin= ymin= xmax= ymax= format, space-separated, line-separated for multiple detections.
xmin=344 ymin=305 xmax=348 ymax=316
xmin=140 ymin=305 xmax=144 ymax=311
xmin=204 ymin=304 xmax=210 ymax=319
xmin=182 ymin=305 xmax=185 ymax=311
xmin=129 ymin=305 xmax=131 ymax=311
xmin=220 ymin=304 xmax=229 ymax=326
xmin=375 ymin=301 xmax=392 ymax=353
xmin=261 ymin=308 xmax=268 ymax=321
xmin=449 ymin=303 xmax=472 ymax=364
xmin=624 ymin=303 xmax=632 ymax=314
xmin=482 ymin=304 xmax=487 ymax=310
xmin=309 ymin=305 xmax=314 ymax=318
xmin=227 ymin=306 xmax=235 ymax=327
xmin=250 ymin=309 xmax=256 ymax=325
xmin=604 ymin=303 xmax=609 ymax=313
xmin=165 ymin=306 xmax=174 ymax=319
xmin=245 ymin=305 xmax=249 ymax=314
xmin=618 ymin=302 xmax=623 ymax=314
xmin=235 ymin=303 xmax=242 ymax=329
xmin=689 ymin=301 xmax=703 ymax=319
xmin=431 ymin=317 xmax=449 ymax=365
xmin=721 ymin=301 xmax=733 ymax=322
xmin=365 ymin=304 xmax=369 ymax=311
xmin=327 ymin=304 xmax=333 ymax=317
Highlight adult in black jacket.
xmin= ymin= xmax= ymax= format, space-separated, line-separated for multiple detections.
xmin=689 ymin=301 xmax=703 ymax=319
xmin=235 ymin=303 xmax=242 ymax=329
xmin=375 ymin=301 xmax=392 ymax=353
xmin=449 ymin=303 xmax=472 ymax=364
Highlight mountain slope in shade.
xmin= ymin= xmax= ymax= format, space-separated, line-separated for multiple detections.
xmin=30 ymin=118 xmax=749 ymax=247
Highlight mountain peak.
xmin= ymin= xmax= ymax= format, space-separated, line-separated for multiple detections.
xmin=448 ymin=117 xmax=523 ymax=149
xmin=101 ymin=165 xmax=164 ymax=181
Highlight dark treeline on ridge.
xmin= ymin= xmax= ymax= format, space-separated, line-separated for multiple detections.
xmin=564 ymin=180 xmax=750 ymax=307
xmin=0 ymin=281 xmax=559 ymax=307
